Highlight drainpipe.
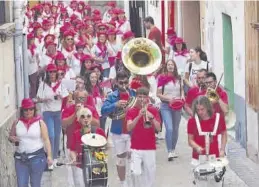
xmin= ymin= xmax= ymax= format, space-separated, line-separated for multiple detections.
xmin=161 ymin=0 xmax=165 ymax=46
xmin=13 ymin=0 xmax=26 ymax=107
xmin=177 ymin=0 xmax=182 ymax=37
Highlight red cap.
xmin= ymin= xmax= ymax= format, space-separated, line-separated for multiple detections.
xmin=166 ymin=27 xmax=176 ymax=35
xmin=42 ymin=19 xmax=51 ymax=25
xmin=76 ymin=41 xmax=86 ymax=48
xmin=112 ymin=8 xmax=120 ymax=15
xmin=117 ymin=9 xmax=125 ymax=14
xmin=27 ymin=32 xmax=35 ymax=40
xmin=92 ymin=15 xmax=102 ymax=22
xmin=78 ymin=1 xmax=85 ymax=6
xmin=70 ymin=14 xmax=78 ymax=21
xmin=106 ymin=28 xmax=117 ymax=35
xmin=90 ymin=64 xmax=102 ymax=71
xmin=45 ymin=41 xmax=57 ymax=48
xmin=122 ymin=31 xmax=135 ymax=40
xmin=33 ymin=22 xmax=42 ymax=30
xmin=107 ymin=2 xmax=116 ymax=7
xmin=85 ymin=5 xmax=91 ymax=10
xmin=60 ymin=7 xmax=67 ymax=13
xmin=175 ymin=37 xmax=184 ymax=44
xmin=107 ymin=20 xmax=116 ymax=28
xmin=21 ymin=98 xmax=35 ymax=109
xmin=46 ymin=63 xmax=57 ymax=72
xmin=63 ymin=30 xmax=75 ymax=37
xmin=60 ymin=25 xmax=69 ymax=33
xmin=55 ymin=52 xmax=66 ymax=60
xmin=44 ymin=34 xmax=55 ymax=42
xmin=92 ymin=9 xmax=101 ymax=15
xmin=81 ymin=54 xmax=92 ymax=62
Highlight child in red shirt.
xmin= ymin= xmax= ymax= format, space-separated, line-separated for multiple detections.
xmin=126 ymin=87 xmax=161 ymax=187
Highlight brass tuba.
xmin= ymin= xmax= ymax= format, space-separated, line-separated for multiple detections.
xmin=121 ymin=37 xmax=162 ymax=75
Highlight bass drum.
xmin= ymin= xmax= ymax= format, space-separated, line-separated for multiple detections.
xmin=82 ymin=146 xmax=108 ymax=187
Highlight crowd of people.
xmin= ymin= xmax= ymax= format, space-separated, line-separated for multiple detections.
xmin=7 ymin=1 xmax=229 ymax=187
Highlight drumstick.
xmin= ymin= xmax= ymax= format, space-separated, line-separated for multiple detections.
xmin=56 ymin=162 xmax=81 ymax=166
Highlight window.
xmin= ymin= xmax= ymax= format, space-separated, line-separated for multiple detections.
xmin=0 ymin=1 xmax=5 ymax=25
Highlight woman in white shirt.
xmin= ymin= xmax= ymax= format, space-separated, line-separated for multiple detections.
xmin=27 ymin=33 xmax=40 ymax=99
xmin=55 ymin=52 xmax=76 ymax=80
xmin=157 ymin=60 xmax=185 ymax=161
xmin=185 ymin=46 xmax=212 ymax=88
xmin=107 ymin=28 xmax=121 ymax=79
xmin=9 ymin=98 xmax=52 ymax=187
xmin=36 ymin=64 xmax=69 ymax=166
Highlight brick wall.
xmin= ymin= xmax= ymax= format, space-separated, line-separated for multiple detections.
xmin=0 ymin=112 xmax=17 ymax=187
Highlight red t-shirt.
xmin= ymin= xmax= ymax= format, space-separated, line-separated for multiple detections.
xmin=185 ymin=86 xmax=228 ymax=116
xmin=126 ymin=105 xmax=161 ymax=150
xmin=61 ymin=104 xmax=100 ymax=149
xmin=148 ymin=26 xmax=163 ymax=52
xmin=187 ymin=114 xmax=226 ymax=159
xmin=70 ymin=127 xmax=106 ymax=167
xmin=185 ymin=86 xmax=206 ymax=106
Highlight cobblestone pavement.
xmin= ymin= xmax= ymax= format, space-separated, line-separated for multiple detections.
xmin=43 ymin=117 xmax=249 ymax=187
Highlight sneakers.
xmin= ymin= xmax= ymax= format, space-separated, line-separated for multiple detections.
xmin=168 ymin=152 xmax=173 ymax=161
xmin=120 ymin=180 xmax=128 ymax=187
xmin=168 ymin=150 xmax=178 ymax=161
xmin=171 ymin=150 xmax=178 ymax=158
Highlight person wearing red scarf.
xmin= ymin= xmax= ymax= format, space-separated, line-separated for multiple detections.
xmin=92 ymin=32 xmax=110 ymax=78
xmin=61 ymin=30 xmax=76 ymax=64
xmin=39 ymin=41 xmax=58 ymax=70
xmin=36 ymin=64 xmax=69 ymax=167
xmin=72 ymin=40 xmax=86 ymax=76
xmin=55 ymin=52 xmax=76 ymax=80
xmin=9 ymin=98 xmax=53 ymax=186
xmin=27 ymin=33 xmax=40 ymax=99
xmin=157 ymin=60 xmax=185 ymax=161
xmin=165 ymin=27 xmax=177 ymax=60
xmin=172 ymin=37 xmax=189 ymax=76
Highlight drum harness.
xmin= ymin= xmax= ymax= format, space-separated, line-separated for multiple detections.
xmin=193 ymin=113 xmax=226 ymax=183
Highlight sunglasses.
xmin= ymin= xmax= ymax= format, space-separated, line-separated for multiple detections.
xmin=80 ymin=114 xmax=92 ymax=119
xmin=66 ymin=38 xmax=74 ymax=41
xmin=58 ymin=72 xmax=65 ymax=76
xmin=24 ymin=108 xmax=34 ymax=111
xmin=118 ymin=81 xmax=129 ymax=85
xmin=49 ymin=71 xmax=57 ymax=73
xmin=77 ymin=97 xmax=85 ymax=102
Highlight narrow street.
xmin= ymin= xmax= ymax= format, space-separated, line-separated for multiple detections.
xmin=45 ymin=117 xmax=248 ymax=187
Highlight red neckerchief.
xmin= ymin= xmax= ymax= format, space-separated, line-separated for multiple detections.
xmin=51 ymin=81 xmax=62 ymax=93
xmin=64 ymin=45 xmax=75 ymax=52
xmin=157 ymin=74 xmax=176 ymax=87
xmin=19 ymin=116 xmax=42 ymax=131
xmin=175 ymin=49 xmax=188 ymax=57
xmin=36 ymin=35 xmax=43 ymax=43
xmin=92 ymin=85 xmax=101 ymax=98
xmin=117 ymin=19 xmax=126 ymax=28
xmin=46 ymin=53 xmax=56 ymax=63
xmin=96 ymin=42 xmax=107 ymax=58
xmin=28 ymin=44 xmax=36 ymax=56
xmin=74 ymin=52 xmax=84 ymax=60
xmin=130 ymin=78 xmax=144 ymax=90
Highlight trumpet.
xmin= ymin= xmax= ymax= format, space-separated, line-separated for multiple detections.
xmin=141 ymin=98 xmax=152 ymax=128
xmin=206 ymin=73 xmax=223 ymax=103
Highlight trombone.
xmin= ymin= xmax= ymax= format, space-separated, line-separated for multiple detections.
xmin=206 ymin=73 xmax=223 ymax=103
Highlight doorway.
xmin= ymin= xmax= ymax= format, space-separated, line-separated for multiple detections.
xmin=222 ymin=13 xmax=235 ymax=109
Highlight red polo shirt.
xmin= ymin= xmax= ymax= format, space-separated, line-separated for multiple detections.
xmin=187 ymin=113 xmax=226 ymax=159
xmin=61 ymin=103 xmax=100 ymax=149
xmin=185 ymin=86 xmax=228 ymax=116
xmin=126 ymin=105 xmax=161 ymax=150
xmin=70 ymin=127 xmax=106 ymax=168
xmin=148 ymin=26 xmax=163 ymax=53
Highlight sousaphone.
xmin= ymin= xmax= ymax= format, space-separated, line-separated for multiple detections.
xmin=121 ymin=37 xmax=162 ymax=75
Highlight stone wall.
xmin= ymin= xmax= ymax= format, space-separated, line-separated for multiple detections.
xmin=0 ymin=112 xmax=17 ymax=187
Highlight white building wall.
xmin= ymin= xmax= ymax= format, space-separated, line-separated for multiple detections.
xmin=204 ymin=1 xmax=245 ymax=98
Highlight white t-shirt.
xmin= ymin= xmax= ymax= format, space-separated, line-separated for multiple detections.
xmin=185 ymin=60 xmax=211 ymax=86
xmin=27 ymin=49 xmax=39 ymax=75
xmin=37 ymin=81 xmax=69 ymax=112
xmin=173 ymin=54 xmax=189 ymax=76
xmin=158 ymin=80 xmax=181 ymax=100
xmin=91 ymin=44 xmax=109 ymax=69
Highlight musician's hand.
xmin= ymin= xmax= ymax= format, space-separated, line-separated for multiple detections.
xmin=219 ymin=150 xmax=225 ymax=157
xmin=139 ymin=108 xmax=146 ymax=116
xmin=196 ymin=146 xmax=204 ymax=154
xmin=147 ymin=111 xmax=154 ymax=120
xmin=116 ymin=100 xmax=127 ymax=108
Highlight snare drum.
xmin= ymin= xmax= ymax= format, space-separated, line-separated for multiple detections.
xmin=82 ymin=146 xmax=108 ymax=187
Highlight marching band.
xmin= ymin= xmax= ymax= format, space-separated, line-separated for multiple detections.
xmin=8 ymin=1 xmax=231 ymax=187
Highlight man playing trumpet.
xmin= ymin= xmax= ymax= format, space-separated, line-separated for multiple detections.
xmin=126 ymin=87 xmax=161 ymax=187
